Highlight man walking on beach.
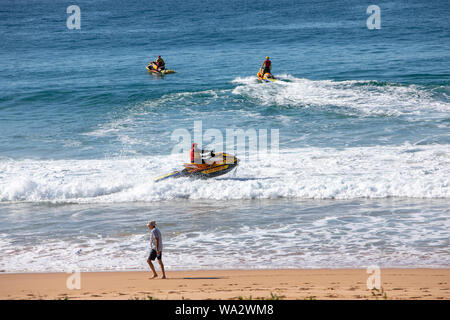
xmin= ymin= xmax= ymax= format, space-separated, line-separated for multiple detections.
xmin=147 ymin=221 xmax=166 ymax=279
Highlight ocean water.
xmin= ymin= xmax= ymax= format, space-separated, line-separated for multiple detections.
xmin=0 ymin=0 xmax=449 ymax=272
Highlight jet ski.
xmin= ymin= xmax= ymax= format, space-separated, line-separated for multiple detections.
xmin=257 ymin=71 xmax=276 ymax=82
xmin=154 ymin=152 xmax=239 ymax=182
xmin=146 ymin=62 xmax=176 ymax=75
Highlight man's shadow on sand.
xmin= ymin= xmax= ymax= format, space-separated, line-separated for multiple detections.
xmin=181 ymin=277 xmax=224 ymax=280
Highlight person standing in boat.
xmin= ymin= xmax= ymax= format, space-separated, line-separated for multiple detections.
xmin=260 ymin=56 xmax=272 ymax=76
xmin=191 ymin=143 xmax=214 ymax=164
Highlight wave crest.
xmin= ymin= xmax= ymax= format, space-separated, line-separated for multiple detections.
xmin=232 ymin=75 xmax=450 ymax=117
xmin=1 ymin=144 xmax=448 ymax=203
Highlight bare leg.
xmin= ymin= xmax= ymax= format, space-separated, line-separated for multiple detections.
xmin=158 ymin=259 xmax=166 ymax=279
xmin=147 ymin=259 xmax=158 ymax=278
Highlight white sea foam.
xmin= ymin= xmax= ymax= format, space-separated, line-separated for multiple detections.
xmin=1 ymin=209 xmax=448 ymax=273
xmin=232 ymin=75 xmax=450 ymax=117
xmin=0 ymin=144 xmax=449 ymax=203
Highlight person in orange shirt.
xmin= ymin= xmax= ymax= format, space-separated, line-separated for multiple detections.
xmin=261 ymin=56 xmax=272 ymax=76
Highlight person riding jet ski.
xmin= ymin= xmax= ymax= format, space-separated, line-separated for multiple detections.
xmin=154 ymin=149 xmax=239 ymax=182
xmin=260 ymin=56 xmax=271 ymax=76
xmin=155 ymin=56 xmax=165 ymax=71
xmin=148 ymin=55 xmax=165 ymax=72
xmin=191 ymin=143 xmax=215 ymax=164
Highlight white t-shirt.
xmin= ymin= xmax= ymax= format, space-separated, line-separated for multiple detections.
xmin=150 ymin=227 xmax=163 ymax=251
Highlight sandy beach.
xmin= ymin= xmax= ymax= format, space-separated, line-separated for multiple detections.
xmin=0 ymin=269 xmax=448 ymax=300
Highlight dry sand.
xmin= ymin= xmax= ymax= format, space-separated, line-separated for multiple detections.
xmin=0 ymin=269 xmax=449 ymax=300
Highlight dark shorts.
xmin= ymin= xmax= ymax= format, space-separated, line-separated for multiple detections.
xmin=148 ymin=249 xmax=162 ymax=261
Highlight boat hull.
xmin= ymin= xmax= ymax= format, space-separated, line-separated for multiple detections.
xmin=154 ymin=153 xmax=239 ymax=182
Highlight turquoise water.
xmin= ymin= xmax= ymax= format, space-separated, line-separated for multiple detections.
xmin=0 ymin=0 xmax=449 ymax=272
